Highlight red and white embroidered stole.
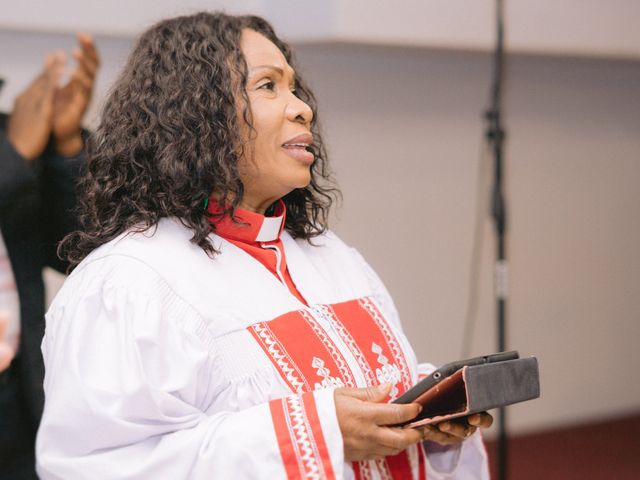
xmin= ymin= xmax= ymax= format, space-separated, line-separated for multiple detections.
xmin=250 ymin=297 xmax=427 ymax=480
xmin=269 ymin=393 xmax=336 ymax=479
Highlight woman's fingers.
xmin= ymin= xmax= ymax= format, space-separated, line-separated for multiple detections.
xmin=437 ymin=420 xmax=477 ymax=439
xmin=335 ymin=383 xmax=392 ymax=403
xmin=425 ymin=412 xmax=493 ymax=445
xmin=335 ymin=386 xmax=494 ymax=460
xmin=467 ymin=412 xmax=494 ymax=428
xmin=420 ymin=425 xmax=465 ymax=445
xmin=335 ymin=386 xmax=425 ymax=461
xmin=336 ymin=388 xmax=495 ymax=460
xmin=369 ymin=402 xmax=421 ymax=427
xmin=336 ymin=385 xmax=423 ymax=425
xmin=376 ymin=426 xmax=423 ymax=451
xmin=348 ymin=425 xmax=425 ymax=461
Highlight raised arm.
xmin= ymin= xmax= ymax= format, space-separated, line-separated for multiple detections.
xmin=0 ymin=55 xmax=62 ymax=208
xmin=42 ymin=32 xmax=100 ymax=272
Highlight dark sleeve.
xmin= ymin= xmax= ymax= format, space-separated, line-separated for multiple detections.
xmin=40 ymin=145 xmax=86 ymax=273
xmin=0 ymin=129 xmax=38 ymax=209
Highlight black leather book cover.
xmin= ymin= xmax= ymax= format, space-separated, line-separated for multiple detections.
xmin=403 ymin=357 xmax=540 ymax=428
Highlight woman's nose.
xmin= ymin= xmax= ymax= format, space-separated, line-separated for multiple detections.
xmin=287 ymin=93 xmax=313 ymax=125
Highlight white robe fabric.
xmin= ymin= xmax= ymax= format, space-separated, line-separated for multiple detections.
xmin=36 ymin=218 xmax=489 ymax=479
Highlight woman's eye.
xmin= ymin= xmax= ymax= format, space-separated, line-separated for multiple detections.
xmin=258 ymin=81 xmax=275 ymax=91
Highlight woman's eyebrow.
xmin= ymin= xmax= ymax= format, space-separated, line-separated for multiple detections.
xmin=250 ymin=64 xmax=296 ymax=78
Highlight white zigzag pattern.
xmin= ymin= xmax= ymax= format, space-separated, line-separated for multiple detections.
xmin=252 ymin=323 xmax=307 ymax=392
xmin=323 ymin=305 xmax=376 ymax=386
xmin=358 ymin=461 xmax=374 ymax=480
xmin=285 ymin=395 xmax=324 ymax=480
xmin=375 ymin=459 xmax=393 ymax=480
xmin=358 ymin=298 xmax=412 ymax=390
xmin=302 ymin=309 xmax=356 ymax=388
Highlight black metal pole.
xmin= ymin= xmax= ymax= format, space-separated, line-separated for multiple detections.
xmin=485 ymin=1 xmax=509 ymax=479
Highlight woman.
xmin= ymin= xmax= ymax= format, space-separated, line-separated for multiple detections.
xmin=36 ymin=12 xmax=491 ymax=479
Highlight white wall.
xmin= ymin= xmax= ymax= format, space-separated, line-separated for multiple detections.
xmin=2 ymin=5 xmax=639 ymax=437
xmin=3 ymin=0 xmax=640 ymax=58
xmin=294 ymin=45 xmax=640 ymax=434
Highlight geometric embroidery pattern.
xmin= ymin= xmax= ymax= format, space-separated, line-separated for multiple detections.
xmin=254 ymin=297 xmax=425 ymax=480
xmin=317 ymin=304 xmax=377 ymax=387
xmin=270 ymin=393 xmax=336 ymax=479
xmin=251 ymin=321 xmax=309 ymax=392
xmin=357 ymin=297 xmax=413 ymax=393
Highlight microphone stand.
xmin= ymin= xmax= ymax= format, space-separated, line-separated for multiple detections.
xmin=485 ymin=1 xmax=509 ymax=479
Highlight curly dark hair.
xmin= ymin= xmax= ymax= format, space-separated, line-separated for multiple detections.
xmin=60 ymin=11 xmax=338 ymax=268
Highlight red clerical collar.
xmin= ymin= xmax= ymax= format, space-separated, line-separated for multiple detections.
xmin=206 ymin=198 xmax=286 ymax=243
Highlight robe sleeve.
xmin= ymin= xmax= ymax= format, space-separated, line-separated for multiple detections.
xmin=351 ymin=247 xmax=490 ymax=479
xmin=36 ymin=262 xmax=344 ymax=479
xmin=40 ymin=147 xmax=85 ymax=273
xmin=0 ymin=125 xmax=84 ymax=273
xmin=0 ymin=130 xmax=38 ymax=210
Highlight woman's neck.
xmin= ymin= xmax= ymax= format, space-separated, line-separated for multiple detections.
xmin=238 ymin=195 xmax=280 ymax=215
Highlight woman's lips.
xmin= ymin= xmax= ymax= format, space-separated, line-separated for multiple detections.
xmin=282 ymin=132 xmax=314 ymax=164
xmin=282 ymin=144 xmax=314 ymax=164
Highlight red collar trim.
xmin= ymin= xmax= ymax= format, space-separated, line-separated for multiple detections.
xmin=207 ymin=198 xmax=286 ymax=243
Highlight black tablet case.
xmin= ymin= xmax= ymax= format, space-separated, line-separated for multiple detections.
xmin=402 ymin=356 xmax=540 ymax=428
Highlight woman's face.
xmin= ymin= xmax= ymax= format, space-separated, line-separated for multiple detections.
xmin=237 ymin=28 xmax=314 ymax=213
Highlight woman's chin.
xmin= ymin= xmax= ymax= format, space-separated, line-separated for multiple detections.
xmin=291 ymin=170 xmax=312 ymax=190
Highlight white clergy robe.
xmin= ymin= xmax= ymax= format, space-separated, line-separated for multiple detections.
xmin=36 ymin=218 xmax=489 ymax=479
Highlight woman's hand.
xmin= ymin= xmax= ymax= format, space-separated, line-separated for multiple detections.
xmin=335 ymin=384 xmax=424 ymax=461
xmin=335 ymin=385 xmax=494 ymax=460
xmin=418 ymin=413 xmax=494 ymax=446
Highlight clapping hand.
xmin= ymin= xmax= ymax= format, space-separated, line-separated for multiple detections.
xmin=7 ymin=32 xmax=99 ymax=161
xmin=52 ymin=32 xmax=100 ymax=157
xmin=7 ymin=53 xmax=63 ymax=160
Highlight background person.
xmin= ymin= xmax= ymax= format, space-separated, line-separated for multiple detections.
xmin=0 ymin=32 xmax=99 ymax=478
